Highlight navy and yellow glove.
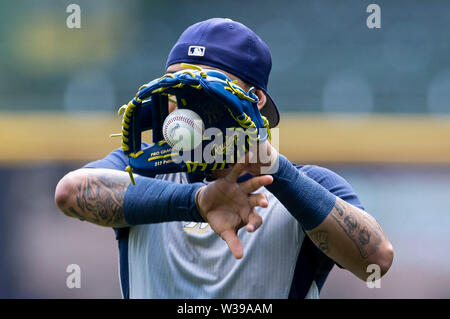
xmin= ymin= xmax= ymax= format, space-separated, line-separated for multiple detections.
xmin=116 ymin=64 xmax=271 ymax=183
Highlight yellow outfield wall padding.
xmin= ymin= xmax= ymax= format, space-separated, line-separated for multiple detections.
xmin=0 ymin=112 xmax=450 ymax=164
xmin=0 ymin=112 xmax=131 ymax=163
xmin=279 ymin=113 xmax=450 ymax=164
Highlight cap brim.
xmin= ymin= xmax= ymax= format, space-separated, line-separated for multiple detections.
xmin=260 ymin=89 xmax=280 ymax=128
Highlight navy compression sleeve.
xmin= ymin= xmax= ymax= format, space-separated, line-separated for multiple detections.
xmin=265 ymin=155 xmax=337 ymax=230
xmin=123 ymin=176 xmax=205 ymax=225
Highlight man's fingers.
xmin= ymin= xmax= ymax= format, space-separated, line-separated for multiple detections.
xmin=242 ymin=175 xmax=273 ymax=193
xmin=246 ymin=209 xmax=263 ymax=233
xmin=249 ymin=193 xmax=268 ymax=208
xmin=221 ymin=229 xmax=244 ymax=259
xmin=224 ymin=162 xmax=246 ymax=183
xmin=236 ymin=149 xmax=253 ymax=166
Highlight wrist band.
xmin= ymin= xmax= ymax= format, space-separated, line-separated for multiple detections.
xmin=123 ymin=176 xmax=205 ymax=225
xmin=266 ymin=154 xmax=336 ymax=230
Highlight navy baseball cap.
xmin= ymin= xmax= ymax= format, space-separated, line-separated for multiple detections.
xmin=166 ymin=18 xmax=280 ymax=128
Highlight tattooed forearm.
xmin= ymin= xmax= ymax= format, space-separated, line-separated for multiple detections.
xmin=69 ymin=171 xmax=130 ymax=227
xmin=330 ymin=198 xmax=384 ymax=259
xmin=309 ymin=230 xmax=329 ymax=253
xmin=63 ymin=207 xmax=86 ymax=221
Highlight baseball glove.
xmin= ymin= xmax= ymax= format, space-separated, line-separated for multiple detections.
xmin=115 ymin=63 xmax=271 ymax=184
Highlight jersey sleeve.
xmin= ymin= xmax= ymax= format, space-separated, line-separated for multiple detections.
xmin=82 ymin=148 xmax=129 ymax=171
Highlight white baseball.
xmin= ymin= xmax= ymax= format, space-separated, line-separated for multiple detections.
xmin=162 ymin=109 xmax=204 ymax=151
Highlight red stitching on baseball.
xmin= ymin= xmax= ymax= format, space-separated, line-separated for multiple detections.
xmin=163 ymin=114 xmax=204 ymax=145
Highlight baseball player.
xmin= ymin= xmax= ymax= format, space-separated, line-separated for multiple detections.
xmin=55 ymin=18 xmax=393 ymax=298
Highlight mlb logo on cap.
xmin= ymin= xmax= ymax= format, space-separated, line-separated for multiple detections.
xmin=188 ymin=46 xmax=205 ymax=57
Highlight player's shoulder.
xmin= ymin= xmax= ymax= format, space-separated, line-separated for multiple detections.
xmin=296 ymin=164 xmax=364 ymax=210
xmin=296 ymin=164 xmax=346 ymax=187
xmin=83 ymin=142 xmax=151 ymax=171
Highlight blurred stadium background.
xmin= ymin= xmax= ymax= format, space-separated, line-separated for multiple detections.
xmin=1 ymin=0 xmax=450 ymax=298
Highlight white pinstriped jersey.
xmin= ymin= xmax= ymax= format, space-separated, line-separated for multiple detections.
xmin=84 ymin=147 xmax=364 ymax=299
xmin=127 ymin=172 xmax=318 ymax=299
